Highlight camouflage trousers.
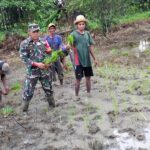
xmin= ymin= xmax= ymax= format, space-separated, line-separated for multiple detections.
xmin=23 ymin=69 xmax=53 ymax=102
xmin=51 ymin=60 xmax=63 ymax=82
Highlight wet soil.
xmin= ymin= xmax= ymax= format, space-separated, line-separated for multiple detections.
xmin=0 ymin=20 xmax=150 ymax=150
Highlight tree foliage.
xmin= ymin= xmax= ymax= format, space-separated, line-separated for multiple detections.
xmin=0 ymin=0 xmax=149 ymax=34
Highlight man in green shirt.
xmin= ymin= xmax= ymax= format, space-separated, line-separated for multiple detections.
xmin=71 ymin=15 xmax=98 ymax=99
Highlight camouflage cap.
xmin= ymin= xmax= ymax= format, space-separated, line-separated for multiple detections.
xmin=2 ymin=63 xmax=10 ymax=75
xmin=28 ymin=23 xmax=40 ymax=32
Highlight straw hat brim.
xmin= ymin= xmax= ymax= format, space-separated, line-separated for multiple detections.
xmin=74 ymin=18 xmax=88 ymax=24
xmin=48 ymin=23 xmax=56 ymax=28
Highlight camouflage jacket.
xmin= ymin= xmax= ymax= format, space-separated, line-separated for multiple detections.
xmin=19 ymin=37 xmax=48 ymax=75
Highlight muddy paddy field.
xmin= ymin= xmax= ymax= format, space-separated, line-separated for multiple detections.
xmin=0 ymin=21 xmax=150 ymax=150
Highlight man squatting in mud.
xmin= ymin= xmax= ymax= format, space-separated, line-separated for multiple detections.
xmin=19 ymin=23 xmax=55 ymax=113
xmin=0 ymin=61 xmax=10 ymax=106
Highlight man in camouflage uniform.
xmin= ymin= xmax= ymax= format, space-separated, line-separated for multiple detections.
xmin=20 ymin=23 xmax=55 ymax=113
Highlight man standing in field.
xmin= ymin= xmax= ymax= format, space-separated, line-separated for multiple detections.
xmin=45 ymin=23 xmax=69 ymax=85
xmin=0 ymin=61 xmax=10 ymax=106
xmin=20 ymin=23 xmax=55 ymax=114
xmin=71 ymin=15 xmax=98 ymax=99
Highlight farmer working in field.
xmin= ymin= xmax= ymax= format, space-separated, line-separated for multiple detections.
xmin=19 ymin=23 xmax=55 ymax=114
xmin=0 ymin=61 xmax=10 ymax=106
xmin=70 ymin=15 xmax=98 ymax=99
xmin=45 ymin=23 xmax=69 ymax=85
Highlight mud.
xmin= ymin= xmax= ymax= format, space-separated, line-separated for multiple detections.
xmin=0 ymin=21 xmax=150 ymax=150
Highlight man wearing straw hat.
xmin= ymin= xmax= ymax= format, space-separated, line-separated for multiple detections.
xmin=71 ymin=15 xmax=98 ymax=99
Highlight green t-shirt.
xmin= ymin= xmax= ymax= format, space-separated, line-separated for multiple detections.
xmin=71 ymin=30 xmax=95 ymax=67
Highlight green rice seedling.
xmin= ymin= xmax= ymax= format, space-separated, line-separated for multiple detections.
xmin=121 ymin=94 xmax=128 ymax=112
xmin=67 ymin=35 xmax=74 ymax=45
xmin=110 ymin=92 xmax=119 ymax=115
xmin=43 ymin=50 xmax=65 ymax=64
xmin=126 ymin=79 xmax=150 ymax=95
xmin=0 ymin=106 xmax=15 ymax=117
xmin=11 ymin=81 xmax=22 ymax=92
xmin=121 ymin=50 xmax=129 ymax=56
xmin=143 ymin=49 xmax=150 ymax=55
xmin=67 ymin=106 xmax=77 ymax=124
xmin=111 ymin=48 xmax=120 ymax=55
xmin=131 ymin=97 xmax=147 ymax=121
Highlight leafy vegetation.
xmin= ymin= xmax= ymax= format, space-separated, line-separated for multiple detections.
xmin=0 ymin=0 xmax=149 ymax=35
xmin=11 ymin=81 xmax=22 ymax=92
xmin=126 ymin=79 xmax=150 ymax=95
xmin=0 ymin=106 xmax=15 ymax=117
xmin=67 ymin=35 xmax=74 ymax=45
xmin=43 ymin=50 xmax=65 ymax=65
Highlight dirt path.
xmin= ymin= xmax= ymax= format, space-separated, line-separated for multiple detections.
xmin=0 ymin=21 xmax=150 ymax=150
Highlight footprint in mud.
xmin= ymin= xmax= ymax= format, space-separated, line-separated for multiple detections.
xmin=107 ymin=110 xmax=119 ymax=123
xmin=136 ymin=134 xmax=145 ymax=141
xmin=74 ymin=116 xmax=84 ymax=122
xmin=125 ymin=106 xmax=141 ymax=112
xmin=72 ymin=148 xmax=85 ymax=150
xmin=48 ymin=124 xmax=63 ymax=135
xmin=39 ymin=145 xmax=58 ymax=150
xmin=67 ymin=124 xmax=76 ymax=135
xmin=118 ymin=128 xmax=136 ymax=137
xmin=88 ymin=122 xmax=100 ymax=134
xmin=92 ymin=114 xmax=102 ymax=121
xmin=89 ymin=140 xmax=104 ymax=150
xmin=55 ymin=101 xmax=68 ymax=107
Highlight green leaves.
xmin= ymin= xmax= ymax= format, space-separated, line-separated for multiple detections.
xmin=67 ymin=35 xmax=74 ymax=45
xmin=11 ymin=81 xmax=22 ymax=93
xmin=0 ymin=106 xmax=15 ymax=117
xmin=43 ymin=50 xmax=65 ymax=65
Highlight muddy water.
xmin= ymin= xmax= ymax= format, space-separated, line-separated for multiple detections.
xmin=0 ymin=41 xmax=150 ymax=150
xmin=112 ymin=124 xmax=150 ymax=150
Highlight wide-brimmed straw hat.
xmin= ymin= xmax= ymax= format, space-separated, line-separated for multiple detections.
xmin=74 ymin=15 xmax=88 ymax=24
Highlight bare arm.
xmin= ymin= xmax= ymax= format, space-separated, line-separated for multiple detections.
xmin=1 ymin=74 xmax=9 ymax=95
xmin=89 ymin=45 xmax=98 ymax=66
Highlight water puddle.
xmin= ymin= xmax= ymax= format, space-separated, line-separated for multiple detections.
xmin=112 ymin=124 xmax=150 ymax=150
xmin=134 ymin=39 xmax=150 ymax=58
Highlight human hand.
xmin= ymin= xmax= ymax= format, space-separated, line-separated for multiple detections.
xmin=36 ymin=62 xmax=47 ymax=69
xmin=66 ymin=45 xmax=71 ymax=50
xmin=94 ymin=59 xmax=98 ymax=67
xmin=2 ymin=86 xmax=9 ymax=95
xmin=63 ymin=65 xmax=68 ymax=70
xmin=46 ymin=47 xmax=52 ymax=53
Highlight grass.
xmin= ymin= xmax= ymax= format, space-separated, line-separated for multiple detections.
xmin=110 ymin=92 xmax=119 ymax=115
xmin=0 ymin=31 xmax=5 ymax=42
xmin=98 ymin=63 xmax=149 ymax=81
xmin=11 ymin=81 xmax=22 ymax=93
xmin=110 ymin=48 xmax=130 ymax=57
xmin=143 ymin=49 xmax=150 ymax=55
xmin=0 ymin=106 xmax=15 ymax=117
xmin=126 ymin=79 xmax=150 ymax=95
xmin=118 ymin=11 xmax=150 ymax=25
xmin=97 ymin=62 xmax=150 ymax=118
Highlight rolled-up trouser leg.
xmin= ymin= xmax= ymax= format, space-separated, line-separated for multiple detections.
xmin=22 ymin=76 xmax=38 ymax=111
